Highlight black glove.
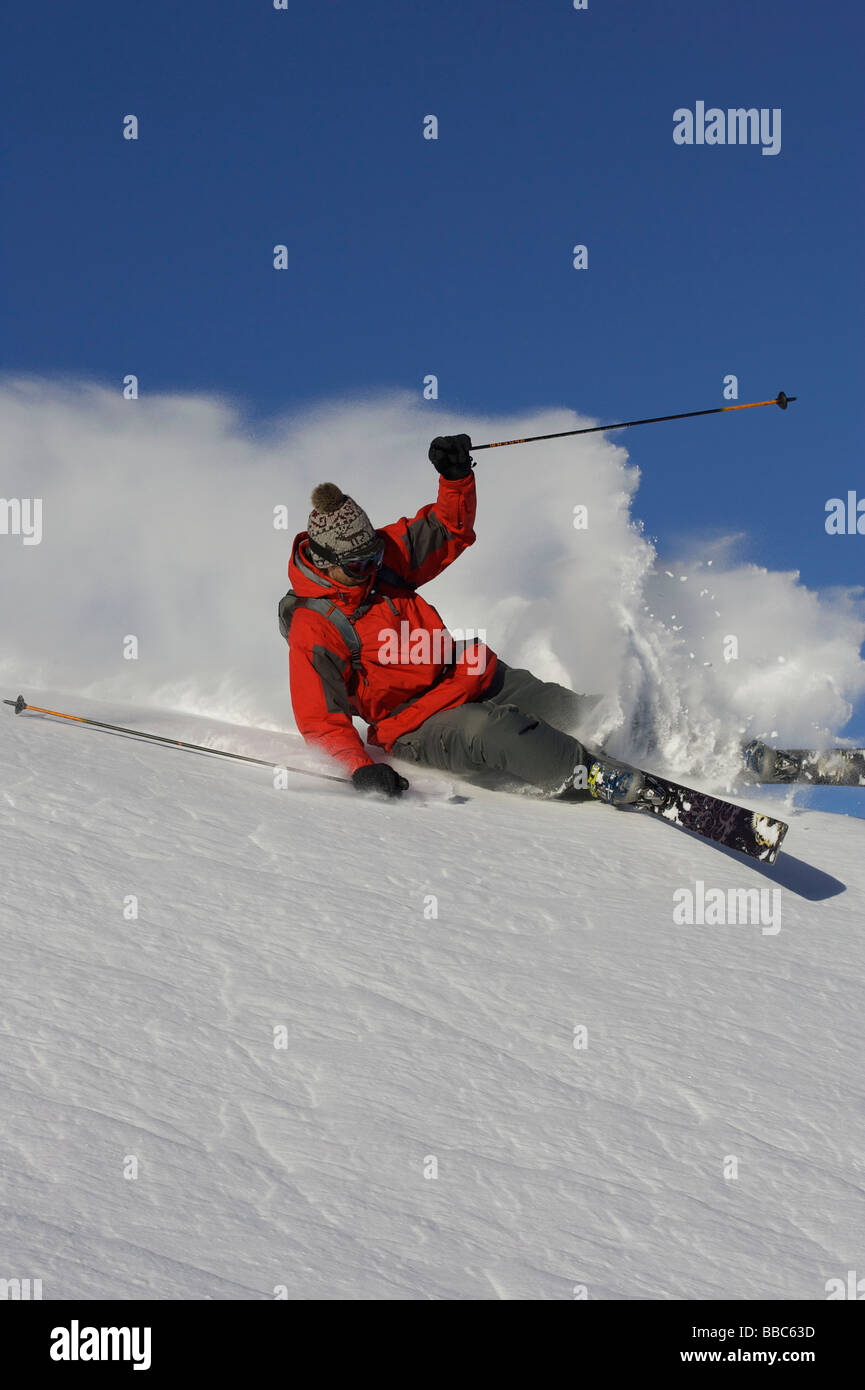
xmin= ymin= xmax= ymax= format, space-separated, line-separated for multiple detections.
xmin=428 ymin=434 xmax=474 ymax=480
xmin=352 ymin=763 xmax=410 ymax=798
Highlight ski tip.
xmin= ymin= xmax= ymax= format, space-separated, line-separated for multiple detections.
xmin=753 ymin=812 xmax=789 ymax=863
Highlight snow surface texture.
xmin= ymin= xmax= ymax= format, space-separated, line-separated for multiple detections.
xmin=0 ymin=696 xmax=863 ymax=1300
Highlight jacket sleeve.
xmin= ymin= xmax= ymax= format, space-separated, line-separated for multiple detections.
xmin=288 ymin=612 xmax=374 ymax=775
xmin=382 ymin=472 xmax=477 ymax=588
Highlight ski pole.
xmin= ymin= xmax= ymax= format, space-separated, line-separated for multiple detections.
xmin=471 ymin=390 xmax=796 ymax=451
xmin=3 ymin=694 xmax=350 ymax=786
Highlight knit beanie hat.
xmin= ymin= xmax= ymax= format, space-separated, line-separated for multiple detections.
xmin=306 ymin=483 xmax=378 ymax=566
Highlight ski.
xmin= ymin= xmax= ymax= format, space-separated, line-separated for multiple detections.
xmin=588 ymin=757 xmax=788 ymax=863
xmin=742 ymin=740 xmax=865 ymax=787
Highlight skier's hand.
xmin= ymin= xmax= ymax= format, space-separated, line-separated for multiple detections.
xmin=352 ymin=763 xmax=410 ymax=798
xmin=428 ymin=434 xmax=474 ymax=480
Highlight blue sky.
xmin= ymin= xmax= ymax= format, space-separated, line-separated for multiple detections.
xmin=3 ymin=0 xmax=863 ymax=747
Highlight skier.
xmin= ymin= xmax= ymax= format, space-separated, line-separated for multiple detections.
xmin=281 ymin=435 xmax=608 ymax=799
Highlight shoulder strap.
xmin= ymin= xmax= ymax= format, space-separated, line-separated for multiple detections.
xmin=278 ymin=590 xmax=363 ymax=671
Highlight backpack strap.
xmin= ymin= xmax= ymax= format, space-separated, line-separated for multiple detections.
xmin=316 ymin=601 xmax=363 ymax=671
xmin=278 ymin=590 xmax=364 ymax=671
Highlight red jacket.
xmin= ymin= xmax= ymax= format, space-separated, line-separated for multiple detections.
xmin=286 ymin=472 xmax=498 ymax=773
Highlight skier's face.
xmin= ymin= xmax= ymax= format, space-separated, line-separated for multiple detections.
xmin=328 ymin=541 xmax=384 ymax=587
xmin=328 ymin=563 xmax=366 ymax=588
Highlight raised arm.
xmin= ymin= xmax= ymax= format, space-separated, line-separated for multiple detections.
xmin=382 ymin=434 xmax=477 ymax=587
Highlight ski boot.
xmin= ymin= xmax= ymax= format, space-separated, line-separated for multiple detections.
xmin=586 ymin=754 xmax=669 ymax=809
xmin=742 ymin=741 xmax=802 ymax=784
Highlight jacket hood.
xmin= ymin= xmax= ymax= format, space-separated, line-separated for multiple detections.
xmin=288 ymin=532 xmax=378 ymax=607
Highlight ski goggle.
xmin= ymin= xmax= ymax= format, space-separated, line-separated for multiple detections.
xmin=340 ymin=541 xmax=384 ymax=579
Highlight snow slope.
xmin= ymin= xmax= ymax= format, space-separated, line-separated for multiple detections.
xmin=1 ymin=693 xmax=863 ymax=1300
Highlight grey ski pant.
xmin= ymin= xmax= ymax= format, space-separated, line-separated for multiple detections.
xmin=391 ymin=661 xmax=601 ymax=793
